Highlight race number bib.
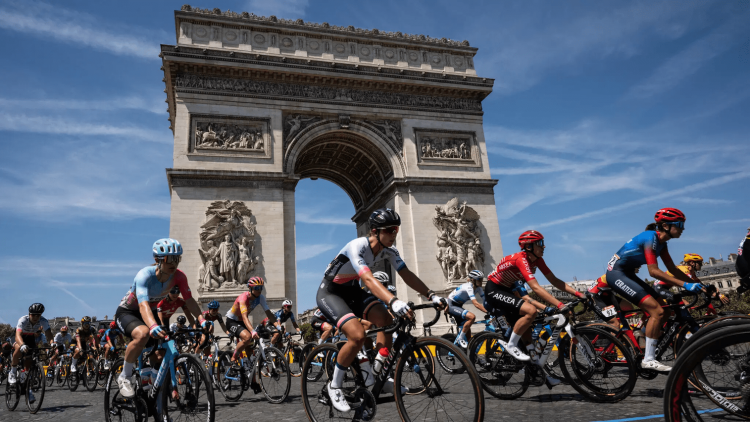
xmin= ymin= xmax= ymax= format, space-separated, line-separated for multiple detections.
xmin=607 ymin=254 xmax=620 ymax=271
xmin=602 ymin=305 xmax=617 ymax=318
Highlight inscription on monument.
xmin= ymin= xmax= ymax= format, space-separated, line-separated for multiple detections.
xmin=434 ymin=198 xmax=485 ymax=285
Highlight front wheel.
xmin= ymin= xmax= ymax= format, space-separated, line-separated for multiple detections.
xmin=215 ymin=351 xmax=244 ymax=401
xmin=258 ymin=346 xmax=291 ymax=403
xmin=85 ymin=358 xmax=98 ymax=392
xmin=395 ymin=337 xmax=484 ymax=422
xmin=161 ymin=353 xmax=215 ymax=422
xmin=468 ymin=332 xmax=528 ymax=399
xmin=26 ymin=362 xmax=46 ymax=414
xmin=68 ymin=365 xmax=79 ymax=392
xmin=45 ymin=364 xmax=55 ymax=387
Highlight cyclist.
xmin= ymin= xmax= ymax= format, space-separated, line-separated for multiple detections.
xmin=606 ymin=208 xmax=704 ymax=372
xmin=738 ymin=227 xmax=750 ymax=294
xmin=194 ymin=300 xmax=228 ymax=356
xmin=103 ymin=322 xmax=124 ymax=370
xmin=310 ymin=308 xmax=335 ymax=345
xmin=1 ymin=338 xmax=12 ymax=369
xmin=9 ymin=303 xmax=53 ymax=404
xmin=170 ymin=315 xmax=189 ymax=334
xmin=71 ymin=316 xmax=98 ymax=374
xmin=114 ymin=238 xmax=207 ymax=398
xmin=316 ymin=208 xmax=446 ymax=412
xmin=157 ymin=286 xmax=195 ymax=327
xmin=50 ymin=326 xmax=73 ymax=367
xmin=486 ymin=230 xmax=585 ymax=363
xmin=265 ymin=300 xmax=302 ymax=349
xmin=447 ymin=269 xmax=488 ymax=348
xmin=225 ymin=276 xmax=277 ymax=394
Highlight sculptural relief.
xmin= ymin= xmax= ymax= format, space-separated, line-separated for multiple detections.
xmin=193 ymin=121 xmax=265 ymax=152
xmin=434 ymin=198 xmax=485 ymax=284
xmin=198 ymin=201 xmax=260 ymax=292
xmin=421 ymin=137 xmax=469 ymax=159
xmin=415 ymin=129 xmax=477 ymax=165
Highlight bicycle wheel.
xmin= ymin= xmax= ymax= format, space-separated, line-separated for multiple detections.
xmin=5 ymin=375 xmax=20 ymax=411
xmin=559 ymin=326 xmax=637 ymax=403
xmin=26 ymin=362 xmax=46 ymax=414
xmin=68 ymin=365 xmax=79 ymax=392
xmin=395 ymin=336 xmax=484 ymax=422
xmin=664 ymin=324 xmax=750 ymax=421
xmin=0 ymin=366 xmax=7 ymax=386
xmin=162 ymin=353 xmax=215 ymax=422
xmin=103 ymin=358 xmax=148 ymax=422
xmin=399 ymin=344 xmax=436 ymax=395
xmin=287 ymin=344 xmax=304 ymax=377
xmin=215 ymin=351 xmax=244 ymax=401
xmin=435 ymin=333 xmax=463 ymax=372
xmin=85 ymin=357 xmax=98 ymax=392
xmin=257 ymin=346 xmax=291 ymax=403
xmin=303 ymin=343 xmax=327 ymax=383
xmin=468 ymin=332 xmax=528 ymax=399
xmin=46 ymin=364 xmax=55 ymax=387
xmin=97 ymin=359 xmax=108 ymax=387
xmin=301 ymin=343 xmax=364 ymax=422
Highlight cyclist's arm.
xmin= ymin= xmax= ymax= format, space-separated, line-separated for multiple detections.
xmin=265 ymin=309 xmax=277 ymax=325
xmin=183 ymin=297 xmax=205 ymax=325
xmin=182 ymin=305 xmax=196 ymax=326
xmin=361 ymin=270 xmax=396 ymax=303
xmin=157 ymin=310 xmax=167 ymax=324
xmin=15 ymin=328 xmax=23 ymax=345
xmin=397 ymin=267 xmax=434 ymax=299
xmin=526 ymin=278 xmax=563 ymax=308
xmin=542 ymin=272 xmax=583 ymax=298
xmin=217 ymin=319 xmax=228 ymax=332
xmin=46 ymin=329 xmax=54 ymax=346
xmin=470 ymin=298 xmax=487 ymax=313
xmin=648 ymin=258 xmax=691 ymax=288
xmin=138 ymin=301 xmax=161 ymax=332
xmin=241 ymin=311 xmax=258 ymax=339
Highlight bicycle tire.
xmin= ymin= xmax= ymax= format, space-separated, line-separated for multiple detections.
xmin=300 ymin=343 xmax=355 ymax=422
xmin=258 ymin=346 xmax=291 ymax=403
xmin=664 ymin=323 xmax=750 ymax=421
xmin=287 ymin=344 xmax=304 ymax=377
xmin=161 ymin=353 xmax=215 ymax=422
xmin=562 ymin=326 xmax=637 ymax=402
xmin=468 ymin=332 xmax=528 ymax=399
xmin=68 ymin=365 xmax=79 ymax=392
xmin=46 ymin=364 xmax=55 ymax=387
xmin=97 ymin=360 xmax=108 ymax=388
xmin=302 ymin=343 xmax=327 ymax=383
xmin=85 ymin=357 xmax=98 ymax=392
xmin=216 ymin=351 xmax=244 ymax=401
xmin=5 ymin=375 xmax=20 ymax=411
xmin=103 ymin=358 xmax=148 ymax=422
xmin=400 ymin=344 xmax=437 ymax=395
xmin=395 ymin=336 xmax=484 ymax=422
xmin=27 ymin=361 xmax=46 ymax=414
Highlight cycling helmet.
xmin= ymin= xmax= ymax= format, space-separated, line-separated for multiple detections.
xmin=468 ymin=270 xmax=484 ymax=281
xmin=207 ymin=300 xmax=220 ymax=309
xmin=247 ymin=276 xmax=265 ymax=288
xmin=152 ymin=238 xmax=183 ymax=257
xmin=282 ymin=300 xmax=292 ymax=308
xmin=518 ymin=230 xmax=544 ymax=249
xmin=170 ymin=285 xmax=181 ymax=294
xmin=684 ymin=253 xmax=704 ymax=263
xmin=654 ymin=208 xmax=686 ymax=223
xmin=372 ymin=271 xmax=390 ymax=286
xmin=28 ymin=303 xmax=45 ymax=314
xmin=99 ymin=328 xmax=106 ymax=334
xmin=387 ymin=285 xmax=397 ymax=293
xmin=81 ymin=316 xmax=92 ymax=325
xmin=60 ymin=326 xmax=68 ymax=332
xmin=369 ymin=208 xmax=401 ymax=230
xmin=109 ymin=321 xmax=116 ymax=329
xmin=177 ymin=315 xmax=187 ymax=325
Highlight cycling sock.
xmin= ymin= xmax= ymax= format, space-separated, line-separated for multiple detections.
xmin=644 ymin=337 xmax=657 ymax=361
xmin=10 ymin=367 xmax=16 ymax=375
xmin=71 ymin=358 xmax=78 ymax=368
xmin=119 ymin=361 xmax=134 ymax=380
xmin=331 ymin=362 xmax=347 ymax=389
xmin=509 ymin=331 xmax=522 ymax=348
xmin=318 ymin=338 xmax=323 ymax=345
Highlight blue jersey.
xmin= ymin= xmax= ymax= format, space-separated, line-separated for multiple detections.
xmin=119 ymin=266 xmax=192 ymax=310
xmin=274 ymin=309 xmax=296 ymax=325
xmin=608 ymin=231 xmax=668 ymax=272
xmin=103 ymin=328 xmax=121 ymax=343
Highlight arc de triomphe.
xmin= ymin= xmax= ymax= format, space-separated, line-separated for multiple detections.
xmin=161 ymin=6 xmax=503 ymax=326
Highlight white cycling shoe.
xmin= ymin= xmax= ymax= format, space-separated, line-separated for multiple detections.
xmin=498 ymin=340 xmax=530 ymax=361
xmin=641 ymin=360 xmax=671 ymax=372
xmin=8 ymin=372 xmax=16 ymax=385
xmin=117 ymin=376 xmax=136 ymax=398
xmin=455 ymin=336 xmax=468 ymax=349
xmin=382 ymin=378 xmax=409 ymax=395
xmin=327 ymin=382 xmax=351 ymax=413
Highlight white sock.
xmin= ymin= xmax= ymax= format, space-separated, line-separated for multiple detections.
xmin=331 ymin=363 xmax=347 ymax=389
xmin=318 ymin=338 xmax=323 ymax=345
xmin=10 ymin=367 xmax=17 ymax=375
xmin=644 ymin=337 xmax=657 ymax=362
xmin=119 ymin=361 xmax=135 ymax=380
xmin=71 ymin=358 xmax=78 ymax=370
xmin=509 ymin=331 xmax=522 ymax=348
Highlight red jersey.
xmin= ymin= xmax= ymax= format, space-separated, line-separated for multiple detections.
xmin=488 ymin=251 xmax=551 ymax=289
xmin=157 ymin=297 xmax=186 ymax=320
xmin=202 ymin=310 xmax=223 ymax=323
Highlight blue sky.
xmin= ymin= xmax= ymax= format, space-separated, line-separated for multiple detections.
xmin=1 ymin=0 xmax=749 ymax=324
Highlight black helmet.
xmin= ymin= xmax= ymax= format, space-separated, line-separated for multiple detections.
xmin=177 ymin=315 xmax=187 ymax=325
xmin=369 ymin=208 xmax=401 ymax=230
xmin=28 ymin=303 xmax=45 ymax=314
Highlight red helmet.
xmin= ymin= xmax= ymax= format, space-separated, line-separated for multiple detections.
xmin=98 ymin=329 xmax=105 ymax=334
xmin=110 ymin=321 xmax=116 ymax=329
xmin=247 ymin=276 xmax=265 ymax=288
xmin=654 ymin=208 xmax=685 ymax=223
xmin=518 ymin=230 xmax=544 ymax=249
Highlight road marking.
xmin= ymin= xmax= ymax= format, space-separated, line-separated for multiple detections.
xmin=592 ymin=408 xmax=722 ymax=422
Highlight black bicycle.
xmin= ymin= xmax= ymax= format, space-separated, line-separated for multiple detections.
xmin=5 ymin=346 xmax=51 ymax=414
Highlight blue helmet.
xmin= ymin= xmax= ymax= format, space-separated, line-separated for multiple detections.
xmin=153 ymin=238 xmax=183 ymax=257
xmin=207 ymin=300 xmax=220 ymax=309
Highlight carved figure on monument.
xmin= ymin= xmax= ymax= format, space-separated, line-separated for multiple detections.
xmin=198 ymin=200 xmax=260 ymax=293
xmin=194 ymin=122 xmax=265 ymax=151
xmin=420 ymin=136 xmax=469 ymax=159
xmin=433 ymin=198 xmax=485 ymax=284
xmin=369 ymin=120 xmax=401 ymax=146
xmin=285 ymin=114 xmax=319 ymax=140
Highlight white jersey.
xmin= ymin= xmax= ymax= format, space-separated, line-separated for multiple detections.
xmin=323 ymin=237 xmax=406 ymax=286
xmin=53 ymin=332 xmax=73 ymax=347
xmin=448 ymin=282 xmax=484 ymax=306
xmin=16 ymin=315 xmax=50 ymax=336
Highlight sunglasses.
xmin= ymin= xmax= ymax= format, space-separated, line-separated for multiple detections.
xmin=381 ymin=226 xmax=399 ymax=235
xmin=534 ymin=240 xmax=545 ymax=248
xmin=162 ymin=255 xmax=182 ymax=265
xmin=669 ymin=221 xmax=685 ymax=230
xmin=250 ymin=285 xmax=263 ymax=291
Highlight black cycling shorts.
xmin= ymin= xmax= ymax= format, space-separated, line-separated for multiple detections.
xmin=316 ymin=279 xmax=381 ymax=330
xmin=115 ymin=306 xmax=161 ymax=348
xmin=310 ymin=317 xmax=330 ymax=331
xmin=605 ymin=269 xmax=664 ymax=306
xmin=225 ymin=317 xmax=250 ymax=337
xmin=446 ymin=300 xmax=470 ymax=325
xmin=484 ymin=281 xmax=525 ymax=325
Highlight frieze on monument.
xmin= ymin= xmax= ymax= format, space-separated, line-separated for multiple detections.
xmin=189 ymin=114 xmax=271 ymax=158
xmin=197 ymin=201 xmax=261 ymax=295
xmin=415 ymin=129 xmax=480 ymax=167
xmin=433 ymin=198 xmax=485 ymax=285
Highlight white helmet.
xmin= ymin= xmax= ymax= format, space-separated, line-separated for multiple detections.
xmin=372 ymin=271 xmax=390 ymax=286
xmin=282 ymin=300 xmax=292 ymax=308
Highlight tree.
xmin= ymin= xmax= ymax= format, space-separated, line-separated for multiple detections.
xmin=0 ymin=323 xmax=14 ymax=341
xmin=299 ymin=323 xmax=317 ymax=343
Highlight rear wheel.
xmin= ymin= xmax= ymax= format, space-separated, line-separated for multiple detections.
xmin=468 ymin=332 xmax=528 ymax=399
xmin=215 ymin=351 xmax=244 ymax=401
xmin=26 ymin=362 xmax=46 ymax=414
xmin=5 ymin=372 xmax=20 ymax=411
xmin=258 ymin=346 xmax=291 ymax=403
xmin=85 ymin=357 xmax=98 ymax=392
xmin=45 ymin=364 xmax=55 ymax=387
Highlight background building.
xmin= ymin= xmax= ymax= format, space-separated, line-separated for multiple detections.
xmin=695 ymin=254 xmax=740 ymax=294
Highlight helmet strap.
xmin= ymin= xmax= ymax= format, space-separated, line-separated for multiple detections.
xmin=524 ymin=245 xmax=538 ymax=260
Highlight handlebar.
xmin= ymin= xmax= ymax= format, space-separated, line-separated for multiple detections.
xmin=367 ymin=302 xmax=443 ymax=335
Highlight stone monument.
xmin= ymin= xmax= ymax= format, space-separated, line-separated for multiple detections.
xmin=161 ymin=5 xmax=503 ymax=326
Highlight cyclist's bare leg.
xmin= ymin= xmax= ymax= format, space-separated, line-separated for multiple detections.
xmin=319 ymin=324 xmax=333 ymax=343
xmin=463 ymin=311 xmax=476 ymax=341
xmin=336 ymin=320 xmax=367 ymax=367
xmin=367 ymin=304 xmax=394 ymax=352
xmin=231 ymin=329 xmax=252 ymax=362
xmin=513 ymin=302 xmax=536 ymax=339
xmin=124 ymin=325 xmax=149 ymax=366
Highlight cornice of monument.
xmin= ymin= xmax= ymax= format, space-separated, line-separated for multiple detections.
xmin=176 ymin=5 xmax=476 ymax=50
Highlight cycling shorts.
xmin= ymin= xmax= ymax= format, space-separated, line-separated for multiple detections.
xmin=310 ymin=316 xmax=330 ymax=332
xmin=590 ymin=290 xmax=620 ymax=322
xmin=484 ymin=281 xmax=524 ymax=325
xmin=225 ymin=317 xmax=252 ymax=338
xmin=316 ymin=279 xmax=381 ymax=330
xmin=446 ymin=299 xmax=470 ymax=325
xmin=605 ymin=269 xmax=664 ymax=306
xmin=114 ymin=306 xmax=162 ymax=348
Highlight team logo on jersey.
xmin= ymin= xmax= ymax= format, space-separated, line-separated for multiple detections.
xmin=614 ymin=279 xmax=636 ymax=297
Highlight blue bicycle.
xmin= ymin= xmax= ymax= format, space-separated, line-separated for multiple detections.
xmin=103 ymin=327 xmax=215 ymax=422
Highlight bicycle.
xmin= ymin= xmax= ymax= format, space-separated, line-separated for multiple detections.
xmin=68 ymin=347 xmax=99 ymax=392
xmin=96 ymin=346 xmax=124 ymax=388
xmin=103 ymin=326 xmax=215 ymax=422
xmin=215 ymin=326 xmax=291 ymax=404
xmin=301 ymin=302 xmax=485 ymax=422
xmin=277 ymin=332 xmax=306 ymax=377
xmin=5 ymin=346 xmax=51 ymax=414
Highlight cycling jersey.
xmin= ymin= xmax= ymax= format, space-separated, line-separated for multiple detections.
xmin=448 ymin=282 xmax=484 ymax=306
xmin=323 ymin=237 xmax=406 ymax=285
xmin=75 ymin=326 xmax=96 ymax=339
xmin=274 ymin=309 xmax=296 ymax=324
xmin=488 ymin=251 xmax=551 ymax=289
xmin=103 ymin=328 xmax=122 ymax=343
xmin=16 ymin=315 xmax=50 ymax=337
xmin=156 ymin=297 xmax=186 ymax=320
xmin=201 ymin=310 xmax=223 ymax=323
xmin=656 ymin=265 xmax=695 ymax=288
xmin=588 ymin=275 xmax=609 ymax=294
xmin=737 ymin=231 xmax=750 ymax=280
xmin=607 ymin=231 xmax=671 ymax=272
xmin=119 ymin=266 xmax=192 ymax=311
xmin=226 ymin=292 xmax=269 ymax=321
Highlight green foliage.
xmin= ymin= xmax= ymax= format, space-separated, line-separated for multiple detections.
xmin=299 ymin=323 xmax=317 ymax=343
xmin=0 ymin=323 xmax=13 ymax=341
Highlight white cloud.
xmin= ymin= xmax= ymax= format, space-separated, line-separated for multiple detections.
xmin=296 ymin=213 xmax=352 ymax=226
xmin=0 ymin=1 xmax=163 ymax=59
xmin=0 ymin=114 xmax=169 ymax=143
xmin=245 ymin=0 xmax=309 ymax=19
xmin=296 ymin=244 xmax=337 ymax=261
xmin=674 ymin=197 xmax=735 ymax=205
xmin=709 ymin=218 xmax=750 ymax=225
xmin=0 ymin=96 xmax=165 ymax=115
xmin=0 ymin=257 xmax=143 ymax=278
